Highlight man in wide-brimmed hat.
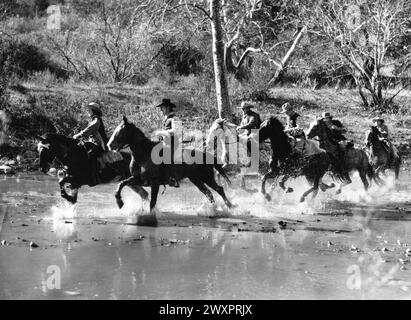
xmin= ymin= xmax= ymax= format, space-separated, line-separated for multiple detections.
xmin=372 ymin=116 xmax=390 ymax=140
xmin=371 ymin=116 xmax=398 ymax=159
xmin=236 ymin=101 xmax=262 ymax=137
xmin=320 ymin=111 xmax=347 ymax=143
xmin=155 ymin=98 xmax=181 ymax=187
xmin=73 ymin=102 xmax=109 ymax=186
xmin=280 ymin=103 xmax=301 ymax=129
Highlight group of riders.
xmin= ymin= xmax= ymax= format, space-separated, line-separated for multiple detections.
xmin=73 ymin=99 xmax=396 ymax=187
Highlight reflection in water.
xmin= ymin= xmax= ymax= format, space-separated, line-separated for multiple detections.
xmin=1 ymin=173 xmax=411 ymax=299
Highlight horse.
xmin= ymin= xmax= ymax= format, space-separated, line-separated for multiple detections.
xmin=365 ymin=126 xmax=401 ymax=179
xmin=258 ymin=117 xmax=334 ymax=202
xmin=306 ymin=119 xmax=376 ymax=193
xmin=205 ymin=119 xmax=269 ymax=189
xmin=107 ymin=116 xmax=235 ymax=213
xmin=37 ymin=133 xmax=148 ymax=204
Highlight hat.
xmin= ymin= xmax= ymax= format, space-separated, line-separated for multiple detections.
xmin=280 ymin=103 xmax=293 ymax=113
xmin=238 ymin=101 xmax=255 ymax=110
xmin=372 ymin=117 xmax=384 ymax=123
xmin=322 ymin=112 xmax=332 ymax=119
xmin=85 ymin=102 xmax=103 ymax=117
xmin=156 ymin=98 xmax=176 ymax=110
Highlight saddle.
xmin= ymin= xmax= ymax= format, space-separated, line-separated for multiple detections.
xmin=80 ymin=142 xmax=123 ymax=170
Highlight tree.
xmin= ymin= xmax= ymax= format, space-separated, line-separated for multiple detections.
xmin=307 ymin=0 xmax=411 ymax=109
xmin=48 ymin=0 xmax=159 ymax=83
xmin=220 ymin=0 xmax=308 ymax=85
xmin=210 ymin=0 xmax=231 ymax=118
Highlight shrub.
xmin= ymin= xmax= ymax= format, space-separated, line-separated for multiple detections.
xmin=0 ymin=37 xmax=67 ymax=79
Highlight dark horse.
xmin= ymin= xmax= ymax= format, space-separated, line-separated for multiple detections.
xmin=107 ymin=116 xmax=235 ymax=212
xmin=38 ymin=133 xmax=147 ymax=203
xmin=307 ymin=119 xmax=376 ymax=193
xmin=365 ymin=126 xmax=401 ymax=180
xmin=258 ymin=117 xmax=334 ymax=203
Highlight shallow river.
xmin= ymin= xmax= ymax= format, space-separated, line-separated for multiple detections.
xmin=0 ymin=172 xmax=411 ymax=299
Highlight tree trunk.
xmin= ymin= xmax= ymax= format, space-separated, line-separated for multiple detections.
xmin=210 ymin=0 xmax=232 ymax=120
xmin=267 ymin=26 xmax=307 ymax=87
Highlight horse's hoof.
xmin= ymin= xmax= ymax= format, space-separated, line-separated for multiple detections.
xmin=336 ymin=189 xmax=342 ymax=195
xmin=299 ymin=197 xmax=306 ymax=203
xmin=330 ymin=183 xmax=336 ymax=188
xmin=264 ymin=194 xmax=272 ymax=201
xmin=285 ymin=187 xmax=294 ymax=194
xmin=115 ymin=196 xmax=124 ymax=209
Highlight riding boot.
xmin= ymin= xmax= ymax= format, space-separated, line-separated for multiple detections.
xmin=169 ymin=138 xmax=180 ymax=188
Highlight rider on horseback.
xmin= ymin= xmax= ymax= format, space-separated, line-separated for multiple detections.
xmin=322 ymin=112 xmax=347 ymax=143
xmin=155 ymin=98 xmax=181 ymax=188
xmin=73 ymin=102 xmax=108 ymax=186
xmin=321 ymin=112 xmax=352 ymax=173
xmin=280 ymin=103 xmax=301 ymax=130
xmin=285 ymin=127 xmax=325 ymax=174
xmin=236 ymin=101 xmax=262 ymax=159
xmin=236 ymin=101 xmax=262 ymax=137
xmin=372 ymin=117 xmax=398 ymax=162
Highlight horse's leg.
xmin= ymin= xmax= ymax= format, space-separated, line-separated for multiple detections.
xmin=149 ymin=184 xmax=160 ymax=212
xmin=189 ymin=178 xmax=215 ymax=206
xmin=127 ymin=184 xmax=149 ymax=212
xmin=203 ymin=176 xmax=235 ymax=208
xmin=319 ymin=182 xmax=335 ymax=192
xmin=261 ymin=171 xmax=275 ymax=201
xmin=359 ymin=169 xmax=369 ymax=191
xmin=279 ymin=175 xmax=293 ymax=193
xmin=59 ymin=177 xmax=77 ymax=204
xmin=394 ymin=162 xmax=400 ymax=180
xmin=240 ymin=175 xmax=246 ymax=189
xmin=114 ymin=176 xmax=139 ymax=209
xmin=136 ymin=185 xmax=159 ymax=227
xmin=336 ymin=172 xmax=351 ymax=195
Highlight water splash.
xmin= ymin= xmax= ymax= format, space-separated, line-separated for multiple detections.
xmin=50 ymin=201 xmax=77 ymax=238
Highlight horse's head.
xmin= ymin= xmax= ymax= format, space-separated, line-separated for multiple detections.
xmin=108 ymin=116 xmax=145 ymax=151
xmin=258 ymin=117 xmax=284 ymax=142
xmin=259 ymin=116 xmax=292 ymax=160
xmin=307 ymin=118 xmax=326 ymax=140
xmin=37 ymin=135 xmax=55 ymax=173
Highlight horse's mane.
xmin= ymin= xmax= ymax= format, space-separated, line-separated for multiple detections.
xmin=266 ymin=116 xmax=286 ymax=133
xmin=44 ymin=133 xmax=81 ymax=149
xmin=263 ymin=116 xmax=292 ymax=158
xmin=126 ymin=121 xmax=157 ymax=144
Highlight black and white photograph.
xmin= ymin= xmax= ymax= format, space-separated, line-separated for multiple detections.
xmin=1 ymin=0 xmax=411 ymax=303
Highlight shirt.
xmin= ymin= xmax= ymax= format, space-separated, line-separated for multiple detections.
xmin=162 ymin=113 xmax=182 ymax=136
xmin=326 ymin=119 xmax=347 ymax=142
xmin=286 ymin=112 xmax=300 ymax=129
xmin=238 ymin=111 xmax=262 ymax=135
xmin=77 ymin=117 xmax=106 ymax=151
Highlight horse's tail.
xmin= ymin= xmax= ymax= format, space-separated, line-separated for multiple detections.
xmin=213 ymin=162 xmax=231 ymax=185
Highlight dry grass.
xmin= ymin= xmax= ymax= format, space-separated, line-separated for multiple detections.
xmin=3 ymin=77 xmax=411 ymax=167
